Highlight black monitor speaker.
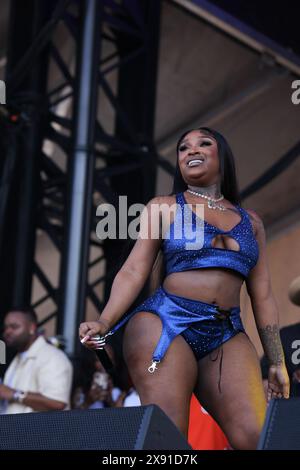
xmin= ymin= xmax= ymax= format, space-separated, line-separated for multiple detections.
xmin=0 ymin=405 xmax=191 ymax=450
xmin=257 ymin=397 xmax=300 ymax=450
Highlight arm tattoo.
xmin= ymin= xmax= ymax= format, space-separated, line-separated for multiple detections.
xmin=258 ymin=324 xmax=284 ymax=366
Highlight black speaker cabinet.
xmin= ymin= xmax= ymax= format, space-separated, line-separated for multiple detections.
xmin=257 ymin=397 xmax=300 ymax=450
xmin=0 ymin=405 xmax=191 ymax=450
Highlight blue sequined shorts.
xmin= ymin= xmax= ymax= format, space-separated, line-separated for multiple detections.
xmin=107 ymin=286 xmax=245 ymax=390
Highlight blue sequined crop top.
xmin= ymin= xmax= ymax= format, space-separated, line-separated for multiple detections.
xmin=162 ymin=192 xmax=259 ymax=278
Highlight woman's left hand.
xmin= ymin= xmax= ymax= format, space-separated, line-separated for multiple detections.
xmin=267 ymin=364 xmax=290 ymax=402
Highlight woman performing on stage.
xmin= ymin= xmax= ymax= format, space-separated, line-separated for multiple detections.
xmin=79 ymin=127 xmax=290 ymax=450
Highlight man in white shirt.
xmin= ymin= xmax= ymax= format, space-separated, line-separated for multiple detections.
xmin=0 ymin=308 xmax=73 ymax=414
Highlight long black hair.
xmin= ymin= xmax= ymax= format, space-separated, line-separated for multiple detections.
xmin=172 ymin=126 xmax=241 ymax=205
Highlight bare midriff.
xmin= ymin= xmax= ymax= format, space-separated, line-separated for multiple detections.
xmin=162 ymin=268 xmax=244 ymax=309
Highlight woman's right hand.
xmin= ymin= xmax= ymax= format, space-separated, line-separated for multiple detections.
xmin=79 ymin=319 xmax=110 ymax=350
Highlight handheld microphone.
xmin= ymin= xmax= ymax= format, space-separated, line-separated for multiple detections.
xmin=81 ymin=335 xmax=114 ymax=372
xmin=94 ymin=348 xmax=114 ymax=372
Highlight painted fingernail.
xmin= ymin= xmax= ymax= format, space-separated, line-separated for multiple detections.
xmin=80 ymin=335 xmax=90 ymax=344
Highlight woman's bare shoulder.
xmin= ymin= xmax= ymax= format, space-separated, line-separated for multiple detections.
xmin=244 ymin=208 xmax=265 ymax=236
xmin=245 ymin=208 xmax=263 ymax=224
xmin=147 ymin=195 xmax=177 ymax=208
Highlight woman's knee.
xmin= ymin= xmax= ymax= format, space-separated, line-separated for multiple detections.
xmin=141 ymin=392 xmax=191 ymax=437
xmin=227 ymin=420 xmax=263 ymax=450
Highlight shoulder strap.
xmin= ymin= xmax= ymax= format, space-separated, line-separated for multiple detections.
xmin=175 ymin=192 xmax=185 ymax=210
xmin=237 ymin=205 xmax=253 ymax=227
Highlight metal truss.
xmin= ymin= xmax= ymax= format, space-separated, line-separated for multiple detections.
xmin=0 ymin=0 xmax=161 ymax=356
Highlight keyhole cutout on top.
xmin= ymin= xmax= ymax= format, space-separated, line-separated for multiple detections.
xmin=211 ymin=234 xmax=240 ymax=252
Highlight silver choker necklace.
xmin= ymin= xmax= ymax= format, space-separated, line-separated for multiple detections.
xmin=187 ymin=188 xmax=226 ymax=211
